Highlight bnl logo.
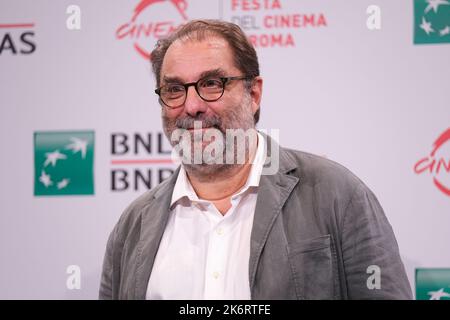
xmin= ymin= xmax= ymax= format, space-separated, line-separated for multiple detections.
xmin=416 ymin=268 xmax=450 ymax=300
xmin=110 ymin=132 xmax=176 ymax=191
xmin=34 ymin=131 xmax=95 ymax=196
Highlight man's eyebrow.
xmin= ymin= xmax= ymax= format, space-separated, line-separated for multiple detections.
xmin=198 ymin=68 xmax=227 ymax=79
xmin=162 ymin=69 xmax=227 ymax=84
xmin=162 ymin=75 xmax=183 ymax=84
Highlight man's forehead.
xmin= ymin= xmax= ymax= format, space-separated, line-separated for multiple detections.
xmin=171 ymin=35 xmax=229 ymax=50
xmin=161 ymin=36 xmax=237 ymax=81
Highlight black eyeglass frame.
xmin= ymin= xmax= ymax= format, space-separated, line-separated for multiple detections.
xmin=154 ymin=75 xmax=253 ymax=108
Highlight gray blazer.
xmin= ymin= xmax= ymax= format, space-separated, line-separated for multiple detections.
xmin=99 ymin=137 xmax=412 ymax=300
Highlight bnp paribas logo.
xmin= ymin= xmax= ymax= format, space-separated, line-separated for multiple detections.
xmin=414 ymin=0 xmax=450 ymax=44
xmin=34 ymin=131 xmax=95 ymax=196
xmin=416 ymin=268 xmax=450 ymax=300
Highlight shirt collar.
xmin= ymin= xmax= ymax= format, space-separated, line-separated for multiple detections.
xmin=170 ymin=131 xmax=267 ymax=207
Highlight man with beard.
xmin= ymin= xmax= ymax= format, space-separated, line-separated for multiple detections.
xmin=99 ymin=20 xmax=412 ymax=300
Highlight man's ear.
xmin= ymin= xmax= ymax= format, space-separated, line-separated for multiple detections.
xmin=250 ymin=76 xmax=263 ymax=115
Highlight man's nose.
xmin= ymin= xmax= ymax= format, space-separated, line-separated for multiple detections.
xmin=184 ymin=86 xmax=207 ymax=117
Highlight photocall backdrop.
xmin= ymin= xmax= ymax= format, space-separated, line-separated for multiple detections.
xmin=0 ymin=0 xmax=449 ymax=299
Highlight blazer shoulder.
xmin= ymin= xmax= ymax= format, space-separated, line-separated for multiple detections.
xmin=282 ymin=148 xmax=365 ymax=192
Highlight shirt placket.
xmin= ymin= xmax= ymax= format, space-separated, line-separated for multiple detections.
xmin=202 ymin=201 xmax=237 ymax=299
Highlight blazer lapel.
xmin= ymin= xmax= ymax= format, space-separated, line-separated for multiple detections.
xmin=249 ymin=140 xmax=299 ymax=295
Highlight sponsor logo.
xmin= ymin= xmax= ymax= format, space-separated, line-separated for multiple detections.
xmin=110 ymin=131 xmax=175 ymax=191
xmin=116 ymin=0 xmax=188 ymax=60
xmin=0 ymin=23 xmax=36 ymax=55
xmin=34 ymin=131 xmax=95 ymax=196
xmin=416 ymin=268 xmax=450 ymax=300
xmin=414 ymin=128 xmax=450 ymax=196
xmin=414 ymin=0 xmax=450 ymax=44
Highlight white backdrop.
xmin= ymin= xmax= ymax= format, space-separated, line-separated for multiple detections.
xmin=0 ymin=0 xmax=449 ymax=299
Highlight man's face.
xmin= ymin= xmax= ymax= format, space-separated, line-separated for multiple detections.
xmin=159 ymin=35 xmax=262 ymax=173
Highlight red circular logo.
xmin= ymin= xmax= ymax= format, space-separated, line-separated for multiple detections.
xmin=414 ymin=128 xmax=450 ymax=196
xmin=116 ymin=0 xmax=188 ymax=60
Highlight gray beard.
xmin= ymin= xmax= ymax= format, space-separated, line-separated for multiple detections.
xmin=162 ymin=96 xmax=256 ymax=181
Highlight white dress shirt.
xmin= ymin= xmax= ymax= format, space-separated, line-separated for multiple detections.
xmin=146 ymin=133 xmax=266 ymax=300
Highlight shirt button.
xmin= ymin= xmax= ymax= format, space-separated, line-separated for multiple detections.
xmin=216 ymin=228 xmax=224 ymax=235
xmin=213 ymin=272 xmax=220 ymax=279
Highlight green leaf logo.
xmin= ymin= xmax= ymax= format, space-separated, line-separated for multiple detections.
xmin=34 ymin=131 xmax=95 ymax=196
xmin=414 ymin=0 xmax=450 ymax=44
xmin=416 ymin=268 xmax=450 ymax=300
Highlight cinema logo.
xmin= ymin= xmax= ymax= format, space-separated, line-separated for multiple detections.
xmin=110 ymin=132 xmax=176 ymax=191
xmin=227 ymin=0 xmax=327 ymax=48
xmin=414 ymin=128 xmax=450 ymax=197
xmin=116 ymin=0 xmax=188 ymax=60
xmin=0 ymin=22 xmax=36 ymax=55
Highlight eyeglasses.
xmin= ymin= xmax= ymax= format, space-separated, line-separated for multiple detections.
xmin=155 ymin=75 xmax=251 ymax=108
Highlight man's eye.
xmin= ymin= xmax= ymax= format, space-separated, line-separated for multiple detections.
xmin=200 ymin=78 xmax=222 ymax=88
xmin=165 ymin=85 xmax=184 ymax=93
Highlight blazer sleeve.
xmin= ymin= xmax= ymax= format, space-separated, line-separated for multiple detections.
xmin=340 ymin=183 xmax=413 ymax=299
xmin=98 ymin=226 xmax=118 ymax=300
